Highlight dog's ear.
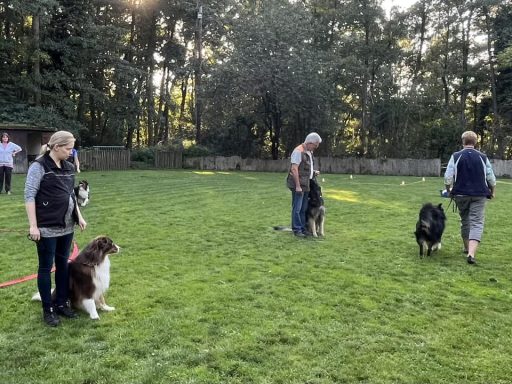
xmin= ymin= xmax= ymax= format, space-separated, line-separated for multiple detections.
xmin=438 ymin=203 xmax=443 ymax=209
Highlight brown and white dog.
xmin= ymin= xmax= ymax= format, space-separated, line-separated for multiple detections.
xmin=32 ymin=236 xmax=120 ymax=319
xmin=68 ymin=236 xmax=120 ymax=319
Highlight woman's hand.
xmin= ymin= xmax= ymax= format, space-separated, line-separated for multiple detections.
xmin=29 ymin=226 xmax=40 ymax=242
xmin=78 ymin=217 xmax=87 ymax=231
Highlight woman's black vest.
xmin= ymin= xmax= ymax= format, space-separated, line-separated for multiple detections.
xmin=35 ymin=154 xmax=77 ymax=228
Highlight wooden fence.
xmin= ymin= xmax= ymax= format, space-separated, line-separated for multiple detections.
xmin=69 ymin=149 xmax=512 ymax=178
xmin=490 ymin=159 xmax=512 ymax=178
xmin=183 ymin=156 xmax=442 ymax=176
xmin=79 ymin=148 xmax=183 ymax=171
xmin=80 ymin=147 xmax=130 ymax=171
xmin=154 ymin=150 xmax=183 ymax=169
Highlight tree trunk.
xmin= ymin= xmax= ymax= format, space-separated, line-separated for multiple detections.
xmin=123 ymin=0 xmax=137 ymax=148
xmin=413 ymin=1 xmax=427 ymax=84
xmin=156 ymin=64 xmax=167 ymax=142
xmin=178 ymin=76 xmax=188 ymax=138
xmin=145 ymin=9 xmax=157 ymax=146
xmin=32 ymin=11 xmax=41 ymax=106
xmin=194 ymin=1 xmax=203 ymax=144
xmin=484 ymin=6 xmax=501 ymax=157
xmin=360 ymin=15 xmax=371 ymax=156
xmin=459 ymin=7 xmax=473 ymax=131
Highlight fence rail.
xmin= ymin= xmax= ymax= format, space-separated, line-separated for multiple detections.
xmin=34 ymin=149 xmax=512 ymax=178
xmin=184 ymin=156 xmax=442 ymax=177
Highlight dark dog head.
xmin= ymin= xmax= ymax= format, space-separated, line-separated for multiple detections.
xmin=78 ymin=180 xmax=89 ymax=191
xmin=75 ymin=180 xmax=90 ymax=203
xmin=308 ymin=178 xmax=324 ymax=207
xmin=74 ymin=236 xmax=120 ymax=266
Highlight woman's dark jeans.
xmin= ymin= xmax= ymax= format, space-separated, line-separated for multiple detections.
xmin=36 ymin=233 xmax=74 ymax=310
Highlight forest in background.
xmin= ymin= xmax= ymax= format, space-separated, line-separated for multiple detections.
xmin=0 ymin=0 xmax=511 ymax=161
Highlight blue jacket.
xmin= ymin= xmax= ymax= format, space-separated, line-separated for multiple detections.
xmin=445 ymin=148 xmax=495 ymax=197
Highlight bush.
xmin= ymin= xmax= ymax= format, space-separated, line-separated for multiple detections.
xmin=131 ymin=147 xmax=155 ymax=164
xmin=183 ymin=144 xmax=212 ymax=157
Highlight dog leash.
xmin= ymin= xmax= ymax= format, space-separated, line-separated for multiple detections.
xmin=447 ymin=196 xmax=457 ymax=213
xmin=0 ymin=228 xmax=27 ymax=233
xmin=0 ymin=241 xmax=80 ymax=288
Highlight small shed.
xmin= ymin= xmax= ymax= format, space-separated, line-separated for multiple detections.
xmin=0 ymin=123 xmax=56 ymax=173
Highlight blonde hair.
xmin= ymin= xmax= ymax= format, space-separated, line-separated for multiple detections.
xmin=461 ymin=131 xmax=478 ymax=146
xmin=39 ymin=131 xmax=76 ymax=155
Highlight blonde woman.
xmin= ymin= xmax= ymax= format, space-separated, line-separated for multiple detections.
xmin=444 ymin=131 xmax=496 ymax=265
xmin=25 ymin=131 xmax=87 ymax=326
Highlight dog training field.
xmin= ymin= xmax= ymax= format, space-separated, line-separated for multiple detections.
xmin=2 ymin=170 xmax=512 ymax=383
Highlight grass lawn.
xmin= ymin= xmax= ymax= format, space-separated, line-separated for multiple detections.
xmin=1 ymin=170 xmax=512 ymax=384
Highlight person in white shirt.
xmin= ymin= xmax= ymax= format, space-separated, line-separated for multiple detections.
xmin=286 ymin=132 xmax=322 ymax=237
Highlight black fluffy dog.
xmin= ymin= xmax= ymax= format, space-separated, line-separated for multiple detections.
xmin=414 ymin=203 xmax=446 ymax=257
xmin=306 ymin=178 xmax=325 ymax=237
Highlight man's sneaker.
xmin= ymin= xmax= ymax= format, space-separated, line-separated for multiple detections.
xmin=294 ymin=231 xmax=306 ymax=238
xmin=43 ymin=308 xmax=60 ymax=327
xmin=55 ymin=303 xmax=78 ymax=318
xmin=467 ymin=255 xmax=476 ymax=265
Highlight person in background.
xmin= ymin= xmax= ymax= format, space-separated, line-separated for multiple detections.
xmin=286 ymin=132 xmax=322 ymax=237
xmin=25 ymin=131 xmax=87 ymax=327
xmin=0 ymin=132 xmax=22 ymax=195
xmin=67 ymin=146 xmax=81 ymax=173
xmin=444 ymin=130 xmax=496 ymax=265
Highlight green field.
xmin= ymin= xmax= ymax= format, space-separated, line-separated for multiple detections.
xmin=1 ymin=170 xmax=511 ymax=383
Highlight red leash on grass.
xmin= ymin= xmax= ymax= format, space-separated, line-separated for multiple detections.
xmin=0 ymin=241 xmax=80 ymax=289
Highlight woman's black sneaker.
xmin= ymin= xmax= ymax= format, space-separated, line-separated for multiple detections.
xmin=55 ymin=303 xmax=78 ymax=318
xmin=43 ymin=308 xmax=60 ymax=327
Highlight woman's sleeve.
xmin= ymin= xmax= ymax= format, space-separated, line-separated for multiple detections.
xmin=24 ymin=163 xmax=44 ymax=203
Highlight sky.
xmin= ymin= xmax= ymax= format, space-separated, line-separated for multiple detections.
xmin=381 ymin=0 xmax=418 ymax=16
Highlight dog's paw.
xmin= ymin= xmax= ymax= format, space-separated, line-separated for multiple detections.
xmin=100 ymin=305 xmax=115 ymax=312
xmin=90 ymin=313 xmax=100 ymax=320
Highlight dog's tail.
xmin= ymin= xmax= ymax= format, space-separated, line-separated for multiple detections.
xmin=31 ymin=288 xmax=55 ymax=301
xmin=273 ymin=226 xmax=293 ymax=232
xmin=31 ymin=292 xmax=41 ymax=301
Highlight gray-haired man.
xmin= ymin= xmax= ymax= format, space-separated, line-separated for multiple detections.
xmin=286 ymin=132 xmax=322 ymax=237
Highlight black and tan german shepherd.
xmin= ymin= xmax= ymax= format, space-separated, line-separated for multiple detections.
xmin=306 ymin=178 xmax=325 ymax=237
xmin=274 ymin=178 xmax=326 ymax=236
